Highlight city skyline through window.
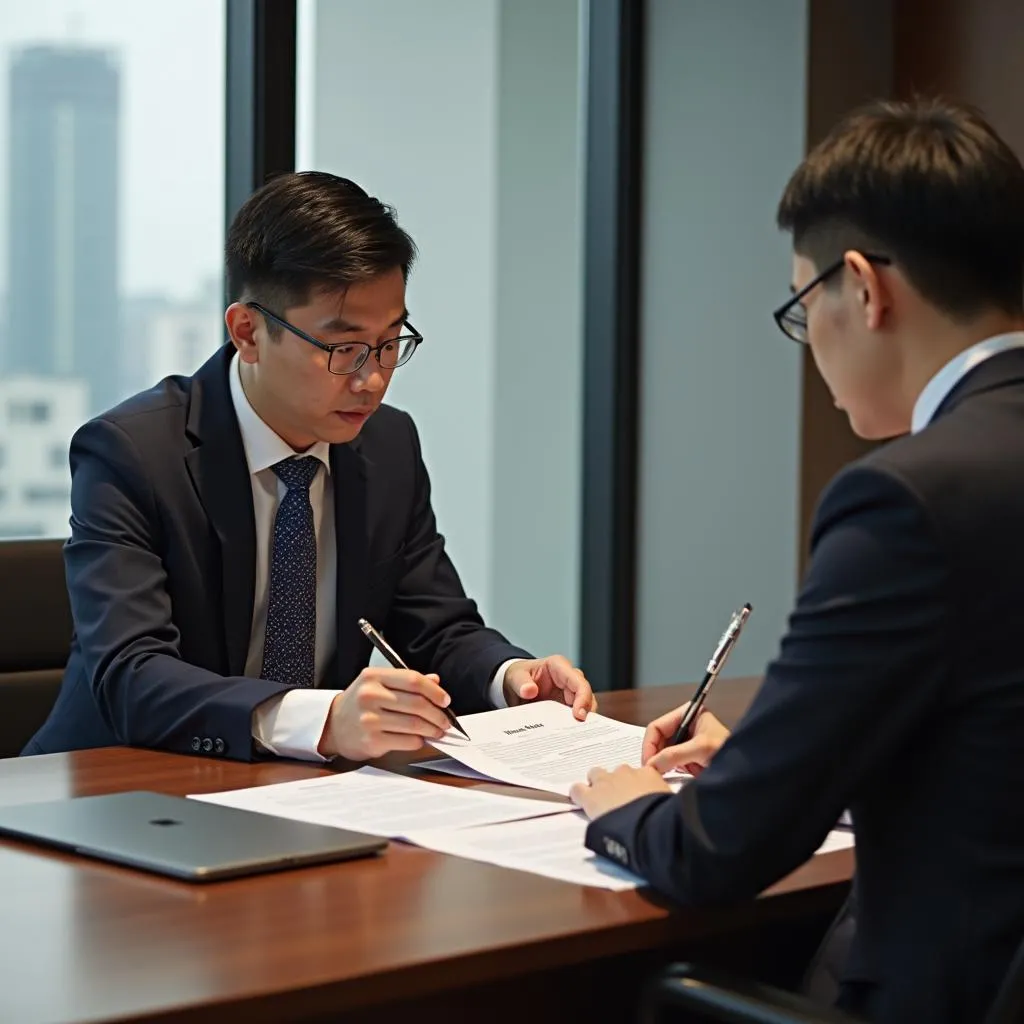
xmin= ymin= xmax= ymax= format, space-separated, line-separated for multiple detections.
xmin=0 ymin=1 xmax=225 ymax=538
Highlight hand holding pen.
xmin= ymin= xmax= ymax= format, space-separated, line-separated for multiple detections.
xmin=358 ymin=619 xmax=470 ymax=739
xmin=641 ymin=604 xmax=751 ymax=776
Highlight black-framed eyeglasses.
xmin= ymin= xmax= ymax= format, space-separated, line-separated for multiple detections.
xmin=247 ymin=301 xmax=423 ymax=375
xmin=773 ymin=253 xmax=892 ymax=344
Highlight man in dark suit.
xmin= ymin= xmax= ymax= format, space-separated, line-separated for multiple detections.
xmin=26 ymin=172 xmax=594 ymax=764
xmin=571 ymin=99 xmax=1024 ymax=1023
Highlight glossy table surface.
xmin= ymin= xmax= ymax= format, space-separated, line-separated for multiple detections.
xmin=0 ymin=678 xmax=853 ymax=1024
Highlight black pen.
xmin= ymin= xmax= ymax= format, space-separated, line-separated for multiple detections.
xmin=357 ymin=618 xmax=470 ymax=740
xmin=669 ymin=603 xmax=752 ymax=747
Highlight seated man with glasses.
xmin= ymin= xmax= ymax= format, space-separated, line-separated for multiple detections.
xmin=26 ymin=172 xmax=595 ymax=763
xmin=571 ymin=99 xmax=1024 ymax=1023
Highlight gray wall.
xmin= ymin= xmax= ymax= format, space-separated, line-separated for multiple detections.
xmin=636 ymin=0 xmax=808 ymax=685
xmin=308 ymin=0 xmax=583 ymax=658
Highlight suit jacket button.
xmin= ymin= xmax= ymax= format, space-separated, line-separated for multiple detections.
xmin=201 ymin=738 xmax=213 ymax=753
xmin=191 ymin=736 xmax=201 ymax=752
xmin=213 ymin=738 xmax=225 ymax=755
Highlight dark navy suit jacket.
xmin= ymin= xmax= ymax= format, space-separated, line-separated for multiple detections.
xmin=587 ymin=350 xmax=1024 ymax=1024
xmin=25 ymin=344 xmax=530 ymax=761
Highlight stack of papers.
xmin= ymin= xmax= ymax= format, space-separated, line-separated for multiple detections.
xmin=189 ymin=766 xmax=572 ymax=839
xmin=190 ymin=703 xmax=855 ymax=892
xmin=407 ymin=815 xmax=855 ymax=892
xmin=406 ymin=810 xmax=647 ymax=890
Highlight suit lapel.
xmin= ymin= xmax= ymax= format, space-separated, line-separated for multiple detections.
xmin=331 ymin=441 xmax=369 ymax=685
xmin=184 ymin=345 xmax=256 ymax=676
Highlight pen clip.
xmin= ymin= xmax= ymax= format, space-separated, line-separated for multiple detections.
xmin=705 ymin=605 xmax=750 ymax=674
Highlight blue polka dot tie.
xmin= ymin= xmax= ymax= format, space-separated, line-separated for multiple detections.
xmin=261 ymin=456 xmax=321 ymax=688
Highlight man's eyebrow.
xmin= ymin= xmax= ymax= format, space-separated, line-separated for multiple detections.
xmin=317 ymin=310 xmax=410 ymax=333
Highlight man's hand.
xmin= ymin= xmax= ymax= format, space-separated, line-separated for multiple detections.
xmin=569 ymin=764 xmax=671 ymax=819
xmin=503 ymin=656 xmax=597 ymax=720
xmin=641 ymin=704 xmax=731 ymax=776
xmin=317 ymin=668 xmax=453 ymax=760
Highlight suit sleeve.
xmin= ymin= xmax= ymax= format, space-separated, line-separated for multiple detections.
xmin=382 ymin=414 xmax=533 ymax=713
xmin=64 ymin=418 xmax=291 ymax=760
xmin=585 ymin=464 xmax=949 ymax=903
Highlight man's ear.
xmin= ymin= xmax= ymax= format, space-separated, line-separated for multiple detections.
xmin=225 ymin=302 xmax=261 ymax=364
xmin=844 ymin=251 xmax=890 ymax=331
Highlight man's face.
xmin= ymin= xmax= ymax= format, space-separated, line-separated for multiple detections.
xmin=792 ymin=253 xmax=902 ymax=439
xmin=238 ymin=266 xmax=408 ymax=448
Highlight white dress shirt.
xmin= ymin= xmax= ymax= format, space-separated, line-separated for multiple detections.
xmin=229 ymin=352 xmax=514 ymax=762
xmin=910 ymin=331 xmax=1024 ymax=433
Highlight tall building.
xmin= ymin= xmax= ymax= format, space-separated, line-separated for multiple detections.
xmin=5 ymin=45 xmax=120 ymax=414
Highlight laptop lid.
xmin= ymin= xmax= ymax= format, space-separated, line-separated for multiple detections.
xmin=0 ymin=790 xmax=387 ymax=881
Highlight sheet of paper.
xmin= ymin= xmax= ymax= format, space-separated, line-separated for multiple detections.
xmin=405 ymin=810 xmax=646 ymax=890
xmin=815 ymin=829 xmax=856 ymax=855
xmin=429 ymin=701 xmax=683 ymax=796
xmin=413 ymin=755 xmax=691 ymax=793
xmin=188 ymin=766 xmax=573 ymax=839
xmin=406 ymin=815 xmax=854 ymax=891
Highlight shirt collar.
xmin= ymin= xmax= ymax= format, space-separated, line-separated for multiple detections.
xmin=228 ymin=350 xmax=332 ymax=476
xmin=911 ymin=331 xmax=1024 ymax=434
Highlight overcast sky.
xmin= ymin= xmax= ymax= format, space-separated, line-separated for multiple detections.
xmin=0 ymin=0 xmax=226 ymax=301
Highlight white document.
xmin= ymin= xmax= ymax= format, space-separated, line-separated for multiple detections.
xmin=188 ymin=766 xmax=573 ymax=839
xmin=413 ymin=755 xmax=690 ymax=793
xmin=405 ymin=810 xmax=647 ymax=890
xmin=815 ymin=829 xmax=855 ymax=855
xmin=429 ymin=701 xmax=681 ymax=796
xmin=407 ymin=814 xmax=855 ymax=892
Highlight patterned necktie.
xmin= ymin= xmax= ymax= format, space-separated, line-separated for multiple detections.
xmin=261 ymin=455 xmax=321 ymax=688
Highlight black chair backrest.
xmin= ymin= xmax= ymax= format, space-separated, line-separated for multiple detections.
xmin=0 ymin=539 xmax=71 ymax=756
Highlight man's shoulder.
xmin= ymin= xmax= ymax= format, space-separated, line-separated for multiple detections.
xmin=810 ymin=439 xmax=932 ymax=546
xmin=75 ymin=374 xmax=193 ymax=453
xmin=356 ymin=403 xmax=415 ymax=451
xmin=109 ymin=374 xmax=191 ymax=422
xmin=363 ymin=402 xmax=412 ymax=432
xmin=815 ymin=401 xmax=1024 ymax=547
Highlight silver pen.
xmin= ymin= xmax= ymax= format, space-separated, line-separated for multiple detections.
xmin=669 ymin=603 xmax=752 ymax=746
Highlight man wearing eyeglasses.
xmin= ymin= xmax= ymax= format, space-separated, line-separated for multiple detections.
xmin=570 ymin=99 xmax=1024 ymax=1023
xmin=25 ymin=172 xmax=595 ymax=763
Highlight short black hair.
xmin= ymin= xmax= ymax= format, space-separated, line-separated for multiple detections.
xmin=226 ymin=171 xmax=417 ymax=320
xmin=777 ymin=98 xmax=1024 ymax=318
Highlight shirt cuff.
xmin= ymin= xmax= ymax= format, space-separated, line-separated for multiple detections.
xmin=251 ymin=689 xmax=343 ymax=762
xmin=488 ymin=659 xmax=525 ymax=709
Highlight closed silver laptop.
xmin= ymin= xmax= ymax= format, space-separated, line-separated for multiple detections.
xmin=0 ymin=790 xmax=386 ymax=881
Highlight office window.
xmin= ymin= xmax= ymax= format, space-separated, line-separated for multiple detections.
xmin=8 ymin=400 xmax=50 ymax=424
xmin=297 ymin=0 xmax=585 ymax=660
xmin=0 ymin=1 xmax=225 ymax=539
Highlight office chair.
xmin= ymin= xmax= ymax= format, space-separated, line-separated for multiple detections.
xmin=641 ymin=931 xmax=1024 ymax=1024
xmin=0 ymin=539 xmax=71 ymax=756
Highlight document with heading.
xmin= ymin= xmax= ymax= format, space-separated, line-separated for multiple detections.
xmin=188 ymin=766 xmax=573 ymax=839
xmin=428 ymin=701 xmax=681 ymax=797
xmin=406 ymin=814 xmax=855 ymax=891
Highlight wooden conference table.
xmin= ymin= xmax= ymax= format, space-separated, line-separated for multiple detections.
xmin=0 ymin=679 xmax=853 ymax=1024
